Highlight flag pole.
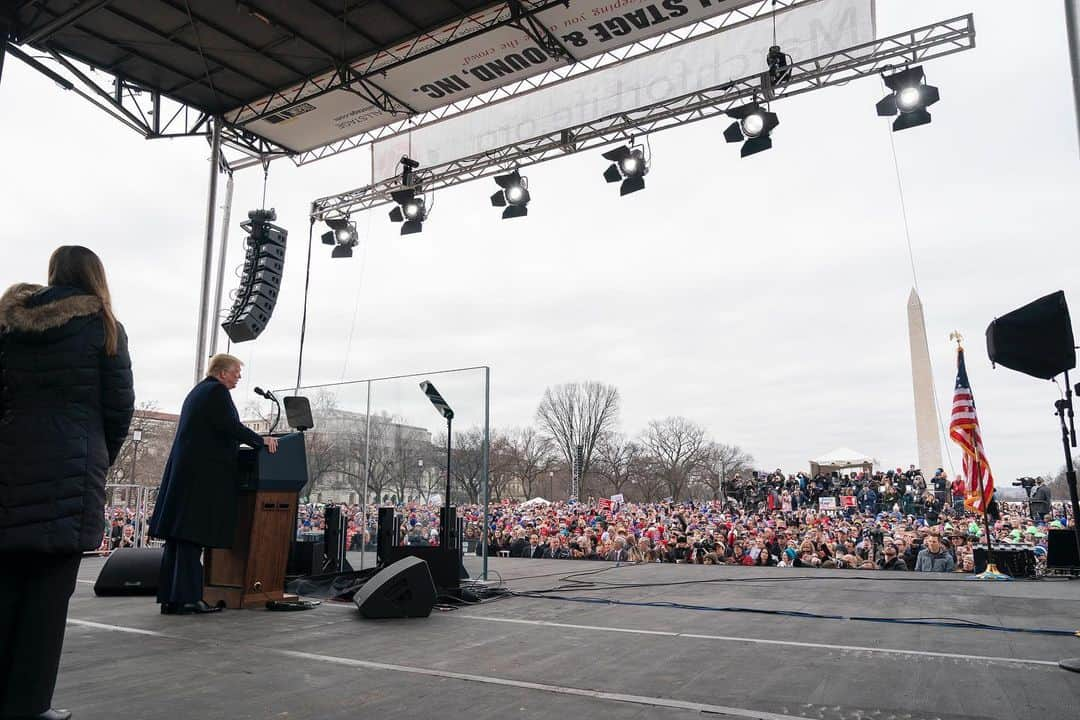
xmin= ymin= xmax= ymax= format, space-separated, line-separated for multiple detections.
xmin=973 ymin=450 xmax=1006 ymax=579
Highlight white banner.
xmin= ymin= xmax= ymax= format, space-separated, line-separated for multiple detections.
xmin=231 ymin=0 xmax=767 ymax=153
xmin=373 ymin=0 xmax=874 ymax=177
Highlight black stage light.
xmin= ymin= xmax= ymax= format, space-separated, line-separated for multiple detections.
xmin=389 ymin=188 xmax=427 ymax=235
xmin=876 ymin=65 xmax=940 ymax=132
xmin=601 ymin=144 xmax=648 ymax=196
xmin=490 ymin=169 xmax=531 ymax=219
xmin=321 ymin=217 xmax=358 ymax=258
xmin=724 ymin=101 xmax=779 ymax=157
xmin=767 ymin=45 xmax=792 ymax=86
xmin=986 ymin=291 xmax=1075 ymax=380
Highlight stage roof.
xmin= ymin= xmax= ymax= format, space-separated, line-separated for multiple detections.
xmin=8 ymin=0 xmax=775 ymax=159
xmin=11 ymin=0 xmax=493 ymax=118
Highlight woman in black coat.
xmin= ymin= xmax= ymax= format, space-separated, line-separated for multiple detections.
xmin=0 ymin=246 xmax=134 ymax=720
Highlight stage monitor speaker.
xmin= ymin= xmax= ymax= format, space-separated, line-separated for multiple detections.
xmin=986 ymin=290 xmax=1075 ymax=380
xmin=94 ymin=547 xmax=162 ymax=596
xmin=353 ymin=556 xmax=437 ymax=619
xmin=1047 ymin=529 xmax=1080 ymax=568
xmin=973 ymin=545 xmax=1036 ymax=578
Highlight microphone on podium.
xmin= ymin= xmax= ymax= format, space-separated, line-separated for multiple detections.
xmin=253 ymin=387 xmax=280 ymax=433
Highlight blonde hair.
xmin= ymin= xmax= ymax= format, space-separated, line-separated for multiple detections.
xmin=207 ymin=353 xmax=242 ymax=378
xmin=47 ymin=246 xmax=119 ymax=355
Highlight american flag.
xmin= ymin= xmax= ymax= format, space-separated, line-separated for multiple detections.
xmin=948 ymin=347 xmax=995 ymax=513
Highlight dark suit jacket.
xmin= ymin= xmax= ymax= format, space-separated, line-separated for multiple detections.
xmin=149 ymin=377 xmax=263 ymax=548
xmin=508 ymin=537 xmax=528 ymax=558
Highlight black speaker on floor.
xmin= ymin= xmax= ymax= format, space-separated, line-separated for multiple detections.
xmin=973 ymin=545 xmax=1036 ymax=578
xmin=986 ymin=291 xmax=1075 ymax=380
xmin=94 ymin=547 xmax=162 ymax=596
xmin=1047 ymin=529 xmax=1080 ymax=569
xmin=353 ymin=556 xmax=437 ymax=619
xmin=287 ymin=539 xmax=324 ymax=576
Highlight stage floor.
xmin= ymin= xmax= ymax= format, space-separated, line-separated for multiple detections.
xmin=59 ymin=553 xmax=1080 ymax=720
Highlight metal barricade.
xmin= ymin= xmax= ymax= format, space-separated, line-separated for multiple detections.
xmin=103 ymin=484 xmax=158 ymax=550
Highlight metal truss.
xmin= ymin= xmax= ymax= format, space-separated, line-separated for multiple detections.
xmin=311 ymin=14 xmax=976 ymax=220
xmin=294 ymin=0 xmax=824 ymax=166
xmin=225 ymin=0 xmax=571 ymax=127
xmin=3 ymin=42 xmax=291 ymax=170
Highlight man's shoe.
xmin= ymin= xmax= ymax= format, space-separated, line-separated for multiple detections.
xmin=15 ymin=709 xmax=73 ymax=720
xmin=176 ymin=600 xmax=223 ymax=615
xmin=160 ymin=602 xmax=178 ymax=615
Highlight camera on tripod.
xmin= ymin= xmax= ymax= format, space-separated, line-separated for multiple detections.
xmin=1012 ymin=476 xmax=1038 ymax=496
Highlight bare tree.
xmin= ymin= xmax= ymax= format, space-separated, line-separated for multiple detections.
xmin=536 ymin=382 xmax=620 ymax=499
xmin=697 ymin=442 xmax=755 ymax=501
xmin=592 ymin=433 xmax=643 ymax=499
xmin=640 ymin=417 xmax=709 ymax=501
xmin=506 ymin=426 xmax=556 ymax=499
xmin=631 ymin=452 xmax=668 ymax=503
xmin=434 ymin=427 xmax=486 ymax=503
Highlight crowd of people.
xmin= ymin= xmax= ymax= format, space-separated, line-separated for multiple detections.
xmin=279 ymin=466 xmax=1074 ymax=575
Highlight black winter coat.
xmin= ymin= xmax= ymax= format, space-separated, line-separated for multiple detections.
xmin=149 ymin=377 xmax=264 ymax=548
xmin=0 ymin=284 xmax=134 ymax=554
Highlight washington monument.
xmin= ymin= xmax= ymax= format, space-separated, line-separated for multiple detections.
xmin=907 ymin=288 xmax=944 ymax=473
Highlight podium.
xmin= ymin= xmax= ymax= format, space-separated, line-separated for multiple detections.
xmin=203 ymin=433 xmax=308 ymax=609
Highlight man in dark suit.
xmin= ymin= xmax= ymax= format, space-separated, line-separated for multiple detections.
xmin=149 ymin=354 xmax=277 ymax=615
xmin=525 ymin=534 xmax=544 ymax=558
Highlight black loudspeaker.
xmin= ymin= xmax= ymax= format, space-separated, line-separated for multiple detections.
xmin=353 ymin=556 xmax=437 ymax=619
xmin=986 ymin=291 xmax=1075 ymax=380
xmin=973 ymin=545 xmax=1036 ymax=578
xmin=287 ymin=539 xmax=324 ymax=576
xmin=383 ymin=546 xmax=463 ymax=589
xmin=1047 ymin=529 xmax=1080 ymax=568
xmin=376 ymin=507 xmax=396 ymax=565
xmin=222 ymin=210 xmax=288 ymax=344
xmin=94 ymin=547 xmax=162 ymax=596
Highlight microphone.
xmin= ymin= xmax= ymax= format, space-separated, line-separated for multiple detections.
xmin=254 ymin=386 xmax=275 ymax=400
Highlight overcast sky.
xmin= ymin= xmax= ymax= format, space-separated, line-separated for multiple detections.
xmin=1 ymin=0 xmax=1077 ymax=489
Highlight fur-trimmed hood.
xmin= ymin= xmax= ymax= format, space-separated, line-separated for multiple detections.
xmin=0 ymin=283 xmax=103 ymax=333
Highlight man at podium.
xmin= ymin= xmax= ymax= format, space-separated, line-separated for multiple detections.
xmin=149 ymin=354 xmax=278 ymax=615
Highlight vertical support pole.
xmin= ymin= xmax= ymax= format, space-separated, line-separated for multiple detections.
xmin=1068 ymin=0 xmax=1080 ymax=156
xmin=208 ymin=172 xmax=234 ymax=358
xmin=482 ymin=367 xmax=490 ymax=580
xmin=361 ymin=380 xmax=372 ymax=571
xmin=194 ymin=117 xmax=222 ymax=384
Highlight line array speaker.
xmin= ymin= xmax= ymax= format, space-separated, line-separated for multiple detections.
xmin=222 ymin=208 xmax=288 ymax=344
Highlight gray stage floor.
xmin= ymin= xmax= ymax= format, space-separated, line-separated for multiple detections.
xmin=57 ymin=553 xmax=1080 ymax=720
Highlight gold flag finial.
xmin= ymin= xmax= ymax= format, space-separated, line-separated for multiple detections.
xmin=949 ymin=331 xmax=963 ymax=349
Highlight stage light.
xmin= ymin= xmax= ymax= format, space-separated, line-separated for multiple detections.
xmin=742 ymin=112 xmax=765 ymax=137
xmin=601 ymin=143 xmax=648 ymax=196
xmin=490 ymin=169 xmax=531 ymax=219
xmin=321 ymin=217 xmax=357 ymax=258
xmin=389 ymin=188 xmax=427 ymax=235
xmin=724 ymin=101 xmax=779 ymax=157
xmin=876 ymin=65 xmax=939 ymax=132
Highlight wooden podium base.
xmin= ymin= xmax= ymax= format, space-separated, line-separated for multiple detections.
xmin=204 ymin=490 xmax=296 ymax=609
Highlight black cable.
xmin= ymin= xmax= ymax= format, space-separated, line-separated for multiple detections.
xmin=295 ymin=217 xmax=315 ymax=393
xmin=507 ymin=592 xmax=1080 ymax=638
